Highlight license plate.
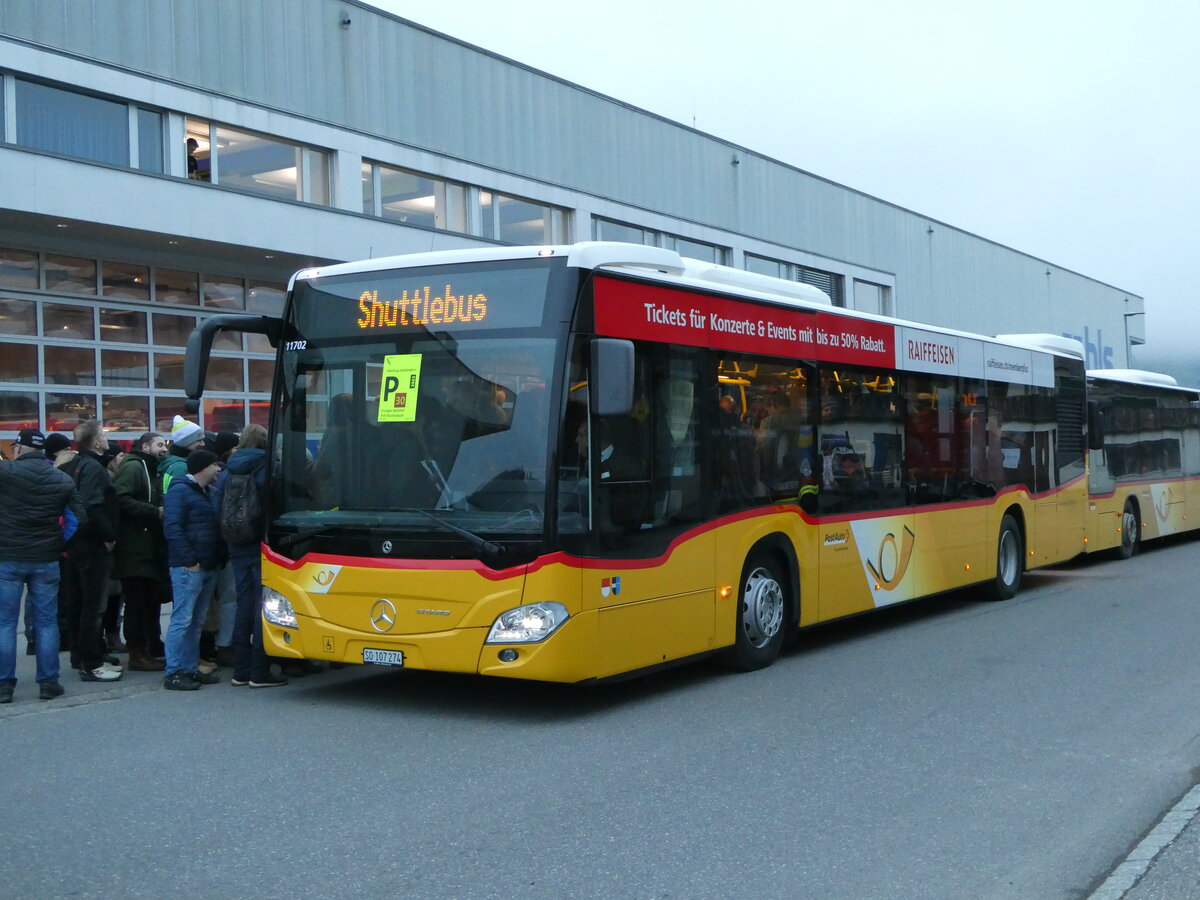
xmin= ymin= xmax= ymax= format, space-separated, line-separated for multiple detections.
xmin=363 ymin=648 xmax=404 ymax=666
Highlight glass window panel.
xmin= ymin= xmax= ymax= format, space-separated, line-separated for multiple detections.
xmin=0 ymin=390 xmax=39 ymax=431
xmin=745 ymin=255 xmax=783 ymax=278
xmin=154 ymin=396 xmax=189 ymax=434
xmin=674 ymin=237 xmax=722 ymax=263
xmin=212 ymin=328 xmax=242 ymax=351
xmin=206 ymin=357 xmax=245 ymax=392
xmin=248 ymin=359 xmax=274 ymax=392
xmin=203 ymin=275 xmax=245 ymax=310
xmin=186 ymin=118 xmax=212 ymax=181
xmin=304 ymin=147 xmax=330 ymax=204
xmin=43 ymin=304 xmax=95 ymax=340
xmin=245 ymin=332 xmax=272 ymax=353
xmin=380 ymin=166 xmax=437 ymax=228
xmin=100 ymin=308 xmax=147 ymax=343
xmin=153 ymin=353 xmax=184 ymax=390
xmin=102 ymin=262 xmax=151 ymax=301
xmin=496 ymin=195 xmax=549 ymax=244
xmin=248 ymin=400 xmax=269 ymax=428
xmin=102 ymin=395 xmax=150 ymax=433
xmin=0 ymin=342 xmax=38 ymax=383
xmin=214 ymin=125 xmax=298 ymax=199
xmin=100 ymin=349 xmax=148 ymax=387
xmin=136 ymin=108 xmax=163 ymax=173
xmin=0 ymin=297 xmax=37 ymax=335
xmin=155 ymin=269 xmax=200 ymax=305
xmin=0 ymin=248 xmax=39 ymax=289
xmin=361 ymin=162 xmax=376 ymax=214
xmin=203 ymin=397 xmax=242 ymax=432
xmin=152 ymin=313 xmax=196 ymax=347
xmin=247 ymin=282 xmax=285 ymax=315
xmin=15 ymin=79 xmax=128 ymax=166
xmin=595 ymin=219 xmax=648 ymax=245
xmin=46 ymin=393 xmax=97 ymax=433
xmin=45 ymin=255 xmax=97 ymax=294
xmin=44 ymin=345 xmax=96 ymax=385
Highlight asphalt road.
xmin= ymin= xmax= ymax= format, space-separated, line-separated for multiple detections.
xmin=3 ymin=535 xmax=1200 ymax=899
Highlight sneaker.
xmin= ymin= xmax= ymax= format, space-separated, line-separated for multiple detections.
xmin=249 ymin=674 xmax=288 ymax=689
xmin=0 ymin=683 xmax=13 ymax=703
xmin=38 ymin=681 xmax=65 ymax=701
xmin=230 ymin=676 xmax=250 ymax=687
xmin=163 ymin=671 xmax=200 ymax=691
xmin=186 ymin=670 xmax=220 ymax=686
xmin=101 ymin=660 xmax=123 ymax=674
xmin=80 ymin=666 xmax=121 ymax=682
xmin=197 ymin=659 xmax=218 ymax=675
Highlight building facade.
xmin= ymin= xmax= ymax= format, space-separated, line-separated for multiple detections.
xmin=0 ymin=0 xmax=1144 ymax=443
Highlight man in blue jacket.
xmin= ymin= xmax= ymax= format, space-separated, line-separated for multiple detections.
xmin=0 ymin=429 xmax=86 ymax=702
xmin=161 ymin=449 xmax=225 ymax=691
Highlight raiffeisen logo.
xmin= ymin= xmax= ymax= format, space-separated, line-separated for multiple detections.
xmin=824 ymin=531 xmax=849 ymax=546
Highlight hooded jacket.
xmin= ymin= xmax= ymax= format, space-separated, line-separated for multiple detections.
xmin=0 ymin=451 xmax=88 ymax=562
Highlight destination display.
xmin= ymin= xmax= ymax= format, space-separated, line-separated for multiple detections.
xmin=593 ymin=277 xmax=1057 ymax=386
xmin=294 ymin=265 xmax=551 ymax=337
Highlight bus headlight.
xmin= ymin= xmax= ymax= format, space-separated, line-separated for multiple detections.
xmin=262 ymin=587 xmax=299 ymax=629
xmin=485 ymin=602 xmax=569 ymax=644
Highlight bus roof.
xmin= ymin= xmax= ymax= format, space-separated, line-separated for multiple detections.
xmin=1087 ymin=368 xmax=1200 ymax=397
xmin=290 ymin=241 xmax=1084 ymax=361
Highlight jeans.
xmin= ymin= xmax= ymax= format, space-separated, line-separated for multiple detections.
xmin=215 ymin=562 xmax=237 ymax=647
xmin=0 ymin=561 xmax=61 ymax=685
xmin=61 ymin=541 xmax=113 ymax=672
xmin=230 ymin=555 xmax=270 ymax=681
xmin=165 ymin=567 xmax=219 ymax=676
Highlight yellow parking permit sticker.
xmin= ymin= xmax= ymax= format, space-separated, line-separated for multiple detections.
xmin=377 ymin=354 xmax=422 ymax=423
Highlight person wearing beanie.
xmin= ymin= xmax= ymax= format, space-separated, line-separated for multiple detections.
xmin=161 ymin=447 xmax=225 ymax=691
xmin=43 ymin=432 xmax=71 ymax=459
xmin=159 ymin=415 xmax=204 ymax=496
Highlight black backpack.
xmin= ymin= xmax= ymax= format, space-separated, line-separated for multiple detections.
xmin=219 ymin=461 xmax=265 ymax=544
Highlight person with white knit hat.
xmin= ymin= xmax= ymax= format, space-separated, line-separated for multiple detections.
xmin=159 ymin=415 xmax=204 ymax=496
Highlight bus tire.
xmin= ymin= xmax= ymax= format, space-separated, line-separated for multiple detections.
xmin=1116 ymin=499 xmax=1140 ymax=559
xmin=990 ymin=514 xmax=1023 ymax=601
xmin=722 ymin=554 xmax=787 ymax=671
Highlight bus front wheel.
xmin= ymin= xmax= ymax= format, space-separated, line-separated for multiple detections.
xmin=1117 ymin=499 xmax=1140 ymax=559
xmin=722 ymin=554 xmax=787 ymax=671
xmin=990 ymin=514 xmax=1023 ymax=601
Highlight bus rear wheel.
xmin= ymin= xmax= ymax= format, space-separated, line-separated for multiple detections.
xmin=1116 ymin=499 xmax=1140 ymax=559
xmin=722 ymin=554 xmax=787 ymax=671
xmin=990 ymin=514 xmax=1023 ymax=601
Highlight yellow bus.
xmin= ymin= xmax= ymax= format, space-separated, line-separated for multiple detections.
xmin=183 ymin=243 xmax=1200 ymax=682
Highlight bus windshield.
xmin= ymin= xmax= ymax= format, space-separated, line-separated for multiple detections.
xmin=272 ymin=259 xmax=566 ymax=561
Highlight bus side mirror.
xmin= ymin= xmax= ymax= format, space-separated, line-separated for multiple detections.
xmin=590 ymin=338 xmax=634 ymax=417
xmin=185 ymin=314 xmax=282 ymax=404
xmin=1087 ymin=399 xmax=1105 ymax=451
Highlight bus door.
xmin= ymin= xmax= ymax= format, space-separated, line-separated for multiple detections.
xmin=587 ymin=342 xmax=716 ymax=676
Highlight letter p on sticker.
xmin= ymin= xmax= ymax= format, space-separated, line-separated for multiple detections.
xmin=382 ymin=375 xmax=399 ymax=402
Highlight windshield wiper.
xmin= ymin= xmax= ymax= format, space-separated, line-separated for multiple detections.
xmin=276 ymin=524 xmax=335 ymax=549
xmin=410 ymin=508 xmax=506 ymax=566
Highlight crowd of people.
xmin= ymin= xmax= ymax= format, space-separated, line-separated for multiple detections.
xmin=0 ymin=416 xmax=322 ymax=704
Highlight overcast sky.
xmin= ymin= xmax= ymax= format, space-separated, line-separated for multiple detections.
xmin=367 ymin=0 xmax=1198 ymax=370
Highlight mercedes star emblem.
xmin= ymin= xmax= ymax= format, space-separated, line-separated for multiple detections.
xmin=382 ymin=540 xmax=393 ymax=554
xmin=370 ymin=598 xmax=397 ymax=633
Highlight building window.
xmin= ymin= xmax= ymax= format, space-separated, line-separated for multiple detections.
xmin=15 ymin=79 xmax=127 ymax=166
xmin=0 ymin=248 xmax=39 ymax=290
xmin=0 ymin=297 xmax=37 ymax=336
xmin=853 ymin=280 xmax=893 ymax=316
xmin=155 ymin=269 xmax=200 ymax=306
xmin=745 ymin=253 xmax=845 ymax=306
xmin=0 ymin=342 xmax=38 ymax=383
xmin=43 ymin=303 xmax=95 ymax=340
xmin=102 ymin=262 xmax=151 ymax=302
xmin=481 ymin=191 xmax=567 ymax=244
xmin=594 ymin=218 xmax=727 ymax=263
xmin=185 ymin=118 xmax=330 ymax=204
xmin=11 ymin=78 xmax=163 ymax=173
xmin=44 ymin=256 xmax=97 ymax=295
xmin=361 ymin=161 xmax=467 ymax=232
xmin=203 ymin=275 xmax=246 ymax=310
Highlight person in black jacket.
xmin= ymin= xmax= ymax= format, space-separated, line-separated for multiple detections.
xmin=59 ymin=420 xmax=123 ymax=682
xmin=0 ymin=429 xmax=87 ymax=703
xmin=161 ymin=450 xmax=225 ymax=691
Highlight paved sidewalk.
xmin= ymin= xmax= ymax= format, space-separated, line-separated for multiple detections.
xmin=1091 ymin=783 xmax=1200 ymax=899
